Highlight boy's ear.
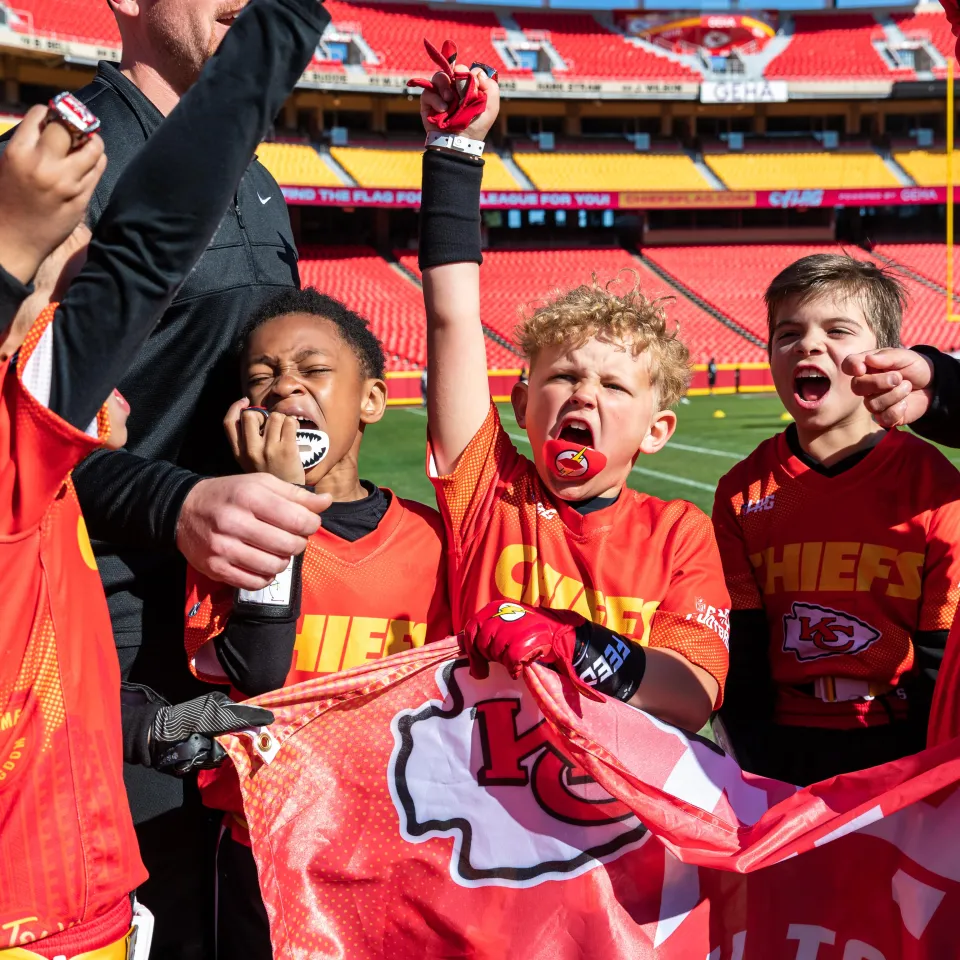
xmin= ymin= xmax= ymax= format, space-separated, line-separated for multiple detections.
xmin=511 ymin=380 xmax=528 ymax=428
xmin=638 ymin=409 xmax=677 ymax=456
xmin=360 ymin=378 xmax=387 ymax=425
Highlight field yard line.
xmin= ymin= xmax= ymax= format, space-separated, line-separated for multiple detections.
xmin=400 ymin=407 xmax=715 ymax=492
xmin=667 ymin=441 xmax=744 ymax=459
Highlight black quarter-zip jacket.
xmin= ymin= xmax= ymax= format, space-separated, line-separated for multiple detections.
xmin=23 ymin=62 xmax=306 ymax=677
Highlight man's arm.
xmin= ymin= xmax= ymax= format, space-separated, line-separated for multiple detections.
xmin=419 ymin=68 xmax=500 ymax=475
xmin=48 ymin=0 xmax=330 ymax=430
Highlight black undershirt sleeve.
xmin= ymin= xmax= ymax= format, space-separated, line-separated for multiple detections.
xmin=717 ymin=608 xmax=775 ymax=770
xmin=910 ymin=345 xmax=960 ymax=450
xmin=57 ymin=0 xmax=329 ymax=547
xmin=904 ymin=628 xmax=947 ymax=729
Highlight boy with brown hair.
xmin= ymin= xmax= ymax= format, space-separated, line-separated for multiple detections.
xmin=417 ymin=66 xmax=729 ymax=732
xmin=714 ymin=253 xmax=960 ymax=784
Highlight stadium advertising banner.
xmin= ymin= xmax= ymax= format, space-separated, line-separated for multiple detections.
xmin=700 ymin=80 xmax=788 ymax=103
xmin=282 ymin=185 xmax=956 ymax=211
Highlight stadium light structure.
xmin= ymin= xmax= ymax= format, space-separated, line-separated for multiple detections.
xmin=948 ymin=58 xmax=960 ymax=322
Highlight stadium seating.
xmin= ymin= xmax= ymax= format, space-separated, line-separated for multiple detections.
xmin=401 ymin=247 xmax=761 ymax=364
xmin=298 ymin=246 xmax=430 ymax=370
xmin=0 ymin=115 xmax=19 ymax=135
xmin=875 ymin=243 xmax=959 ymax=293
xmin=704 ymin=149 xmax=899 ymax=190
xmin=11 ymin=0 xmax=120 ymax=45
xmin=322 ymin=0 xmax=528 ymax=77
xmin=892 ymin=11 xmax=955 ymax=68
xmin=513 ymin=13 xmax=698 ymax=80
xmin=765 ymin=14 xmax=900 ymax=80
xmin=331 ymin=146 xmax=520 ymax=190
xmin=257 ymin=143 xmax=344 ymax=188
xmin=892 ymin=148 xmax=951 ymax=187
xmin=513 ymin=150 xmax=711 ymax=192
xmin=645 ymin=243 xmax=960 ymax=351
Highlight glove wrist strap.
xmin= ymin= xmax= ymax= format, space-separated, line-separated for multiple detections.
xmin=572 ymin=622 xmax=646 ymax=702
xmin=425 ymin=131 xmax=485 ymax=158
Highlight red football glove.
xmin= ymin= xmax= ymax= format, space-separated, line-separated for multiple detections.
xmin=460 ymin=601 xmax=603 ymax=702
xmin=407 ymin=39 xmax=497 ymax=133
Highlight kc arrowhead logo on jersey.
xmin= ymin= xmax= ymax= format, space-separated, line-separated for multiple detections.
xmin=782 ymin=602 xmax=881 ymax=661
xmin=388 ymin=661 xmax=647 ymax=887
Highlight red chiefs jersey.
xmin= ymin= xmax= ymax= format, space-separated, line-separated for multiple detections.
xmin=185 ymin=491 xmax=451 ymax=688
xmin=713 ymin=427 xmax=960 ymax=729
xmin=0 ymin=306 xmax=145 ymax=949
xmin=428 ymin=404 xmax=731 ymax=702
xmin=186 ymin=490 xmax=452 ymax=840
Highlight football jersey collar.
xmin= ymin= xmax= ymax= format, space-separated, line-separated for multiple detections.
xmin=545 ymin=482 xmax=633 ymax=536
xmin=777 ymin=423 xmax=899 ymax=484
xmin=313 ymin=484 xmax=404 ymax=563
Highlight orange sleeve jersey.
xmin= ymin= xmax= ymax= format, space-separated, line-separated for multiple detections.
xmin=713 ymin=427 xmax=960 ymax=730
xmin=185 ymin=492 xmax=452 ymax=689
xmin=0 ymin=306 xmax=145 ymax=948
xmin=186 ymin=491 xmax=450 ymax=840
xmin=428 ymin=404 xmax=730 ymax=704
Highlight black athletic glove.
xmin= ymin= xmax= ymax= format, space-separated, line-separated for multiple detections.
xmin=121 ymin=683 xmax=274 ymax=778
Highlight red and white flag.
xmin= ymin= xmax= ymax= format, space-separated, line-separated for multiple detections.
xmin=212 ymin=638 xmax=960 ymax=959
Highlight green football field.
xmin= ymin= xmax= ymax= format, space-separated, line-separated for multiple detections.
xmin=360 ymin=394 xmax=960 ymax=511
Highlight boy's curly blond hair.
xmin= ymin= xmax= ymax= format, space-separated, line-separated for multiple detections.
xmin=514 ymin=271 xmax=691 ymax=410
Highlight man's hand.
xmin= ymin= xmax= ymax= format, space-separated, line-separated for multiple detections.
xmin=0 ymin=104 xmax=106 ymax=285
xmin=843 ymin=348 xmax=936 ymax=428
xmin=177 ymin=473 xmax=331 ymax=590
xmin=461 ymin=601 xmax=602 ymax=701
xmin=419 ymin=64 xmax=500 ymax=142
xmin=224 ymin=399 xmax=306 ymax=484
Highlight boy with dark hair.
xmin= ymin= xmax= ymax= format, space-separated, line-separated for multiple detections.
xmin=0 ymin=0 xmax=328 ymax=954
xmin=415 ymin=66 xmax=729 ymax=732
xmin=184 ymin=286 xmax=451 ymax=960
xmin=714 ymin=253 xmax=960 ymax=785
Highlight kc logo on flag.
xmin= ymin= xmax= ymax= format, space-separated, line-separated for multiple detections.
xmin=389 ymin=660 xmax=648 ymax=887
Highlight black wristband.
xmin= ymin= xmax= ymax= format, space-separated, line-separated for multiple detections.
xmin=419 ymin=148 xmax=484 ymax=271
xmin=233 ymin=550 xmax=304 ymax=623
xmin=572 ymin=622 xmax=646 ymax=702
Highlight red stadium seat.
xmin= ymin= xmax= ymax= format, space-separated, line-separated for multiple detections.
xmin=323 ymin=0 xmax=530 ymax=77
xmin=401 ymin=248 xmax=762 ymax=365
xmin=892 ymin=12 xmax=955 ymax=73
xmin=11 ymin=0 xmax=120 ymax=45
xmin=765 ymin=14 xmax=907 ymax=80
xmin=300 ymin=247 xmax=519 ymax=371
xmin=513 ymin=12 xmax=698 ymax=80
xmin=644 ymin=244 xmax=960 ymax=353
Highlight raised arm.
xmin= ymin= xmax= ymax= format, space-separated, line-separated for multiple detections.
xmin=419 ymin=68 xmax=500 ymax=474
xmin=49 ymin=0 xmax=330 ymax=430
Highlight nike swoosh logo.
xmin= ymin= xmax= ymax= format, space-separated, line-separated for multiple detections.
xmin=258 ymin=192 xmax=272 ymax=205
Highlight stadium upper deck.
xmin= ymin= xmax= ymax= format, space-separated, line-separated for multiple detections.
xmin=0 ymin=0 xmax=952 ymax=88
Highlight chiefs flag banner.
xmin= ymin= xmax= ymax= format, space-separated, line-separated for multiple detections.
xmin=213 ymin=638 xmax=960 ymax=959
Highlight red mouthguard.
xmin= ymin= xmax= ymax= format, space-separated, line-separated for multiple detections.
xmin=543 ymin=439 xmax=607 ymax=482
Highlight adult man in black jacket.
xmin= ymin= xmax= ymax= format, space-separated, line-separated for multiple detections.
xmin=4 ymin=0 xmax=332 ymax=954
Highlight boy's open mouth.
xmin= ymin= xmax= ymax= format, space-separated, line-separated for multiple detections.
xmin=793 ymin=367 xmax=830 ymax=409
xmin=558 ymin=418 xmax=594 ymax=447
xmin=295 ymin=416 xmax=320 ymax=430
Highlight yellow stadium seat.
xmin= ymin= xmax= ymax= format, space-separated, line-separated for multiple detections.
xmin=0 ymin=117 xmax=19 ymax=136
xmin=331 ymin=147 xmax=521 ymax=190
xmin=256 ymin=143 xmax=343 ymax=187
xmin=893 ymin=149 xmax=952 ymax=187
xmin=513 ymin=152 xmax=711 ymax=191
xmin=705 ymin=151 xmax=898 ymax=190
